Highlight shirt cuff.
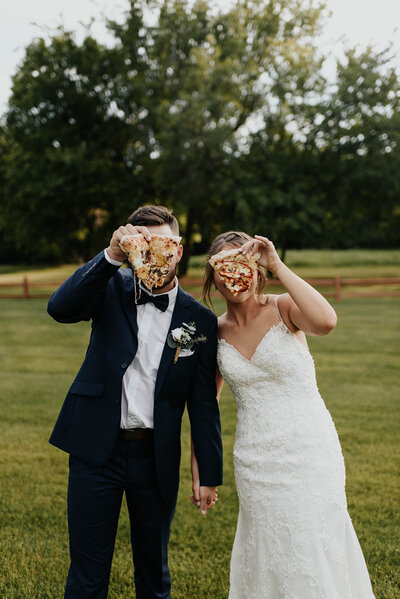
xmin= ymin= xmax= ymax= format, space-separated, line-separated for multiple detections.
xmin=104 ymin=249 xmax=124 ymax=266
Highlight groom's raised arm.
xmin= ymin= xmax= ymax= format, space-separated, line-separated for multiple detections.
xmin=47 ymin=250 xmax=120 ymax=323
xmin=187 ymin=316 xmax=223 ymax=489
xmin=48 ymin=223 xmax=150 ymax=323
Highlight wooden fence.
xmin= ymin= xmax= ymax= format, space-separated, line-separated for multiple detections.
xmin=0 ymin=278 xmax=65 ymax=299
xmin=1 ymin=276 xmax=400 ymax=301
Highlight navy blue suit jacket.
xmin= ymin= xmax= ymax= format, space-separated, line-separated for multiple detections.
xmin=47 ymin=251 xmax=223 ymax=502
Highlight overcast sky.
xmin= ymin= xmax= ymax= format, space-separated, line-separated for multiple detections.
xmin=1 ymin=0 xmax=399 ymax=112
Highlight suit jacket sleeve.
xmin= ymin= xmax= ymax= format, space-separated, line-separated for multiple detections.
xmin=187 ymin=316 xmax=223 ymax=487
xmin=47 ymin=251 xmax=120 ymax=323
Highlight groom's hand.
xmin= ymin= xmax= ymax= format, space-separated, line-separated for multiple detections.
xmin=106 ymin=223 xmax=152 ymax=262
xmin=199 ymin=486 xmax=218 ymax=516
xmin=190 ymin=485 xmax=218 ymax=515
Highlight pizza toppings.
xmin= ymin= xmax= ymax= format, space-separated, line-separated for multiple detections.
xmin=119 ymin=233 xmax=181 ymax=291
xmin=208 ymin=247 xmax=259 ymax=295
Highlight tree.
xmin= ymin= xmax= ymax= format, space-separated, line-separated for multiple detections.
xmin=2 ymin=28 xmax=144 ymax=262
xmin=3 ymin=1 xmax=398 ymax=267
xmin=1 ymin=0 xmax=326 ymax=267
xmin=216 ymin=122 xmax=326 ymax=262
xmin=302 ymin=45 xmax=400 ymax=248
xmin=123 ymin=0 xmax=327 ymax=272
xmin=223 ymin=44 xmax=400 ymax=254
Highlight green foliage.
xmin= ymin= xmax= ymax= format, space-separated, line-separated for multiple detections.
xmin=0 ymin=1 xmax=399 ymax=269
xmin=0 ymin=0 xmax=326 ymax=267
xmin=219 ymin=44 xmax=400 ymax=254
xmin=304 ymin=46 xmax=400 ymax=248
xmin=2 ymin=30 xmax=142 ymax=262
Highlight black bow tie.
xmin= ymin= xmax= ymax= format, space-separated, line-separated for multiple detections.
xmin=136 ymin=288 xmax=169 ymax=312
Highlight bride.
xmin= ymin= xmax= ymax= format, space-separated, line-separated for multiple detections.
xmin=193 ymin=231 xmax=376 ymax=599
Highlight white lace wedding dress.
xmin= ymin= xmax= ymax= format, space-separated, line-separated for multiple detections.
xmin=217 ymin=299 xmax=375 ymax=599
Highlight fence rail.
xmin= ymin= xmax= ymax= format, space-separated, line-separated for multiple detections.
xmin=0 ymin=276 xmax=400 ymax=301
xmin=0 ymin=278 xmax=65 ymax=299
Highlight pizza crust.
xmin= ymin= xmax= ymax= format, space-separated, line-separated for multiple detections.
xmin=208 ymin=247 xmax=259 ymax=295
xmin=119 ymin=233 xmax=181 ymax=290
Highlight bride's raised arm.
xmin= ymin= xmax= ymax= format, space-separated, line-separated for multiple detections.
xmin=242 ymin=235 xmax=337 ymax=336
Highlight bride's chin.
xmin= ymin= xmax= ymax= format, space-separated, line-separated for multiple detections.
xmin=226 ymin=290 xmax=253 ymax=303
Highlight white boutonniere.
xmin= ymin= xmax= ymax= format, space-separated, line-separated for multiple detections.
xmin=167 ymin=321 xmax=207 ymax=363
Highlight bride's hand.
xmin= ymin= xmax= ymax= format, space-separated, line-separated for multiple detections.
xmin=241 ymin=235 xmax=282 ymax=274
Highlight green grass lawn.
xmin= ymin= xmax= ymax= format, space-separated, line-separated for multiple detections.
xmin=0 ymin=290 xmax=399 ymax=597
xmin=1 ymin=249 xmax=399 ymax=303
xmin=1 ymin=249 xmax=400 ymax=285
xmin=189 ymin=248 xmax=400 ymax=278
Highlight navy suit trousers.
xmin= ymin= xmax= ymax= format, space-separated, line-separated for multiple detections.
xmin=65 ymin=437 xmax=177 ymax=599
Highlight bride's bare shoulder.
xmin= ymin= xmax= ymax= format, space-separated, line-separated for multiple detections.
xmin=261 ymin=292 xmax=291 ymax=305
xmin=261 ymin=293 xmax=297 ymax=328
xmin=218 ymin=312 xmax=235 ymax=339
xmin=259 ymin=292 xmax=284 ymax=306
xmin=217 ymin=312 xmax=228 ymax=330
xmin=218 ymin=312 xmax=227 ymax=324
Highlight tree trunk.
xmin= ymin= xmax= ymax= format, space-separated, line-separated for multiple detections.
xmin=178 ymin=210 xmax=194 ymax=277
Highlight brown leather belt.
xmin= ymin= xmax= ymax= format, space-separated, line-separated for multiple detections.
xmin=119 ymin=428 xmax=154 ymax=440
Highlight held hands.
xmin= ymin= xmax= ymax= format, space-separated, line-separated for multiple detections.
xmin=190 ymin=480 xmax=219 ymax=516
xmin=241 ymin=235 xmax=282 ymax=275
xmin=190 ymin=481 xmax=218 ymax=516
xmin=189 ymin=438 xmax=218 ymax=515
xmin=106 ymin=224 xmax=152 ymax=262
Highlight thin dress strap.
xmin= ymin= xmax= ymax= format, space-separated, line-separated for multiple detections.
xmin=274 ymin=295 xmax=283 ymax=322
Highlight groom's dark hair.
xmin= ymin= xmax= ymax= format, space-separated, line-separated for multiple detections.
xmin=127 ymin=205 xmax=179 ymax=235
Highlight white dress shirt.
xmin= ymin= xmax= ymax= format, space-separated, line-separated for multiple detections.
xmin=104 ymin=249 xmax=178 ymax=429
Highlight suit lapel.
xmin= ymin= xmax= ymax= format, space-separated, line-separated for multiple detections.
xmin=116 ymin=274 xmax=193 ymax=397
xmin=154 ymin=285 xmax=192 ymax=399
xmin=114 ymin=270 xmax=139 ymax=337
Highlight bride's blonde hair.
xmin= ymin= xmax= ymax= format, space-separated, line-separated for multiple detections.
xmin=202 ymin=231 xmax=267 ymax=310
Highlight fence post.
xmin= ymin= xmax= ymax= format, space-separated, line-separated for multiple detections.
xmin=23 ymin=277 xmax=30 ymax=299
xmin=334 ymin=275 xmax=341 ymax=301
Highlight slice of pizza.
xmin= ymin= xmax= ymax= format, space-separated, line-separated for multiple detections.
xmin=208 ymin=247 xmax=259 ymax=295
xmin=148 ymin=234 xmax=181 ymax=287
xmin=119 ymin=233 xmax=181 ymax=290
xmin=119 ymin=234 xmax=151 ymax=282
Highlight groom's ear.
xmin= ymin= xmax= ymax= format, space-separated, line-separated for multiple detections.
xmin=175 ymin=244 xmax=183 ymax=263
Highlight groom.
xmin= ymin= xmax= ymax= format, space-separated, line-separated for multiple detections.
xmin=47 ymin=205 xmax=223 ymax=599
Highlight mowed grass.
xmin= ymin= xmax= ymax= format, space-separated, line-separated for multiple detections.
xmin=1 ymin=249 xmax=400 ymax=286
xmin=189 ymin=248 xmax=400 ymax=279
xmin=3 ymin=248 xmax=399 ymax=302
xmin=0 ymin=290 xmax=399 ymax=597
